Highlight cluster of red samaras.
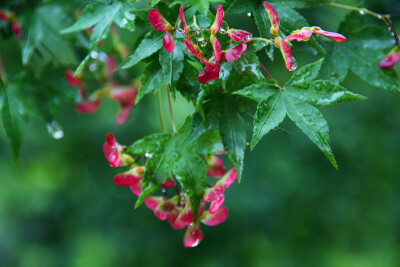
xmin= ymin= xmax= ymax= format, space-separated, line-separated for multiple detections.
xmin=103 ymin=133 xmax=237 ymax=247
xmin=149 ymin=6 xmax=252 ymax=83
xmin=149 ymin=3 xmax=347 ymax=82
xmin=0 ymin=9 xmax=22 ymax=38
xmin=65 ymin=57 xmax=138 ymax=125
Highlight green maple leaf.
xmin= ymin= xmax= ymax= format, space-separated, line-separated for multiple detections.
xmin=61 ymin=1 xmax=135 ymax=75
xmin=236 ymin=59 xmax=366 ymax=169
xmin=321 ymin=12 xmax=400 ymax=93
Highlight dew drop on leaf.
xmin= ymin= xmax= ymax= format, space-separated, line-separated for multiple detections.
xmin=91 ymin=51 xmax=99 ymax=59
xmin=245 ymin=34 xmax=253 ymax=42
xmin=247 ymin=13 xmax=252 ymax=17
xmin=316 ymin=84 xmax=322 ymax=90
xmin=359 ymin=9 xmax=365 ymax=15
xmin=46 ymin=121 xmax=64 ymax=140
xmin=311 ymin=99 xmax=317 ymax=104
xmin=176 ymin=20 xmax=185 ymax=34
xmin=289 ymin=58 xmax=298 ymax=71
xmin=219 ymin=21 xmax=229 ymax=34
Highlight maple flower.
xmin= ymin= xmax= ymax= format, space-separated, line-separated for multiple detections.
xmin=75 ymin=86 xmax=101 ymax=114
xmin=211 ymin=5 xmax=224 ymax=35
xmin=65 ymin=70 xmax=81 ymax=86
xmin=379 ymin=46 xmax=400 ymax=69
xmin=113 ymin=166 xmax=144 ymax=186
xmin=149 ymin=9 xmax=175 ymax=52
xmin=206 ymin=154 xmax=226 ymax=177
xmin=227 ymin=29 xmax=253 ymax=43
xmin=181 ymin=6 xmax=247 ymax=83
xmin=221 ymin=43 xmax=248 ymax=62
xmin=203 ymin=167 xmax=237 ymax=214
xmin=103 ymin=133 xmax=132 ymax=167
xmin=287 ymin=26 xmax=347 ymax=42
xmin=182 ymin=206 xmax=229 ymax=247
xmin=275 ymin=37 xmax=294 ymax=71
xmin=0 ymin=10 xmax=9 ymax=21
xmin=145 ymin=194 xmax=229 ymax=248
xmin=109 ymin=85 xmax=138 ymax=125
xmin=264 ymin=2 xmax=280 ymax=37
xmin=11 ymin=22 xmax=22 ymax=39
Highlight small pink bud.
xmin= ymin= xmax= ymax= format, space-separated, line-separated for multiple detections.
xmin=287 ymin=28 xmax=313 ymax=42
xmin=264 ymin=2 xmax=280 ymax=36
xmin=227 ymin=29 xmax=253 ymax=43
xmin=130 ymin=181 xmax=142 ymax=196
xmin=75 ymin=100 xmax=101 ymax=113
xmin=201 ymin=206 xmax=228 ymax=226
xmin=103 ymin=133 xmax=125 ymax=167
xmin=65 ymin=70 xmax=81 ymax=86
xmin=312 ymin=27 xmax=347 ymax=42
xmin=379 ymin=47 xmax=400 ymax=69
xmin=211 ymin=5 xmax=224 ymax=34
xmin=180 ymin=7 xmax=190 ymax=35
xmin=11 ymin=22 xmax=22 ymax=39
xmin=163 ymin=31 xmax=175 ymax=52
xmin=206 ymin=155 xmax=226 ymax=177
xmin=149 ymin=9 xmax=170 ymax=32
xmin=276 ymin=37 xmax=293 ymax=71
xmin=221 ymin=43 xmax=247 ymax=63
xmin=183 ymin=224 xmax=204 ymax=248
xmin=0 ymin=10 xmax=9 ymax=21
xmin=113 ymin=166 xmax=143 ymax=186
xmin=198 ymin=63 xmax=220 ymax=83
xmin=162 ymin=179 xmax=176 ymax=188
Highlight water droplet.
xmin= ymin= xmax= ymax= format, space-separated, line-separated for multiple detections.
xmin=145 ymin=153 xmax=153 ymax=158
xmin=219 ymin=21 xmax=229 ymax=34
xmin=245 ymin=34 xmax=253 ymax=42
xmin=255 ymin=84 xmax=261 ymax=89
xmin=311 ymin=99 xmax=317 ymax=104
xmin=247 ymin=92 xmax=253 ymax=96
xmin=301 ymin=68 xmax=307 ymax=73
xmin=359 ymin=9 xmax=365 ymax=15
xmin=46 ymin=121 xmax=64 ymax=139
xmin=316 ymin=84 xmax=322 ymax=90
xmin=121 ymin=18 xmax=128 ymax=26
xmin=258 ymin=108 xmax=264 ymax=115
xmin=98 ymin=52 xmax=108 ymax=62
xmin=264 ymin=103 xmax=268 ymax=109
xmin=176 ymin=19 xmax=185 ymax=34
xmin=377 ymin=15 xmax=383 ymax=19
xmin=255 ymin=117 xmax=259 ymax=122
xmin=262 ymin=41 xmax=269 ymax=47
xmin=91 ymin=51 xmax=99 ymax=59
xmin=317 ymin=112 xmax=321 ymax=115
xmin=89 ymin=63 xmax=97 ymax=71
xmin=289 ymin=58 xmax=298 ymax=71
xmin=247 ymin=12 xmax=252 ymax=17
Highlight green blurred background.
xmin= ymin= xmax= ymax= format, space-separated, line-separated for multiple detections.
xmin=1 ymin=1 xmax=400 ymax=266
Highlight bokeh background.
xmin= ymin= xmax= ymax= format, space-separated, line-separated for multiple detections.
xmin=1 ymin=1 xmax=400 ymax=266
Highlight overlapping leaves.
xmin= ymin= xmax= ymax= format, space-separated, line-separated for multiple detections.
xmin=236 ymin=59 xmax=366 ymax=169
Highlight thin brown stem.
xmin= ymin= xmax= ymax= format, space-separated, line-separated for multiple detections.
xmin=259 ymin=62 xmax=283 ymax=90
xmin=260 ymin=63 xmax=273 ymax=80
xmin=328 ymin=2 xmax=400 ymax=46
